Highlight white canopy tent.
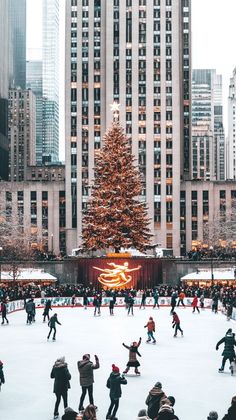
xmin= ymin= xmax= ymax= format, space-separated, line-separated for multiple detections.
xmin=181 ymin=268 xmax=236 ymax=286
xmin=0 ymin=269 xmax=57 ymax=284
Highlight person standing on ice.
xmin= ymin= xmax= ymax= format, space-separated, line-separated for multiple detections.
xmin=127 ymin=293 xmax=134 ymax=315
xmin=172 ymin=312 xmax=183 ymax=337
xmin=144 ymin=317 xmax=156 ymax=343
xmin=106 ymin=364 xmax=127 ymax=420
xmin=25 ymin=298 xmax=35 ymax=324
xmin=47 ymin=313 xmax=62 ymax=341
xmin=122 ymin=337 xmax=142 ymax=374
xmin=216 ymin=328 xmax=236 ymax=372
xmin=192 ymin=294 xmax=200 ymax=313
xmin=1 ymin=301 xmax=9 ymax=325
xmin=43 ymin=299 xmax=52 ymax=322
xmin=170 ymin=291 xmax=177 ymax=314
xmin=0 ymin=360 xmax=5 ymax=391
xmin=153 ymin=289 xmax=160 ymax=309
xmin=140 ymin=291 xmax=146 ymax=309
xmin=50 ymin=356 xmax=71 ymax=419
xmin=77 ymin=354 xmax=100 ymax=412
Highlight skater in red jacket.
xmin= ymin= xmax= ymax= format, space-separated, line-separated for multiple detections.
xmin=192 ymin=295 xmax=200 ymax=313
xmin=122 ymin=337 xmax=142 ymax=375
xmin=172 ymin=312 xmax=183 ymax=337
xmin=144 ymin=317 xmax=156 ymax=343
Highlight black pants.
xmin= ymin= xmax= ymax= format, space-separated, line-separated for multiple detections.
xmin=177 ymin=299 xmax=185 ymax=307
xmin=153 ymin=300 xmax=159 ymax=308
xmin=54 ymin=391 xmax=68 ymax=415
xmin=193 ymin=306 xmax=200 ymax=313
xmin=109 ymin=307 xmax=114 ymax=315
xmin=27 ymin=312 xmax=33 ymax=324
xmin=170 ymin=304 xmax=176 ymax=314
xmin=221 ymin=356 xmax=234 ymax=369
xmin=1 ymin=314 xmax=8 ymax=324
xmin=107 ymin=397 xmax=119 ymax=417
xmin=174 ymin=323 xmax=183 ymax=336
xmin=43 ymin=313 xmax=50 ymax=322
xmin=79 ymin=384 xmax=94 ymax=410
xmin=128 ymin=305 xmax=133 ymax=315
xmin=48 ymin=326 xmax=56 ymax=339
xmin=94 ymin=306 xmax=101 ymax=315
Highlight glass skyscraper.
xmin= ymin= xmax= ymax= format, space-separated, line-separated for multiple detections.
xmin=42 ymin=0 xmax=59 ymax=163
xmin=9 ymin=0 xmax=26 ymax=89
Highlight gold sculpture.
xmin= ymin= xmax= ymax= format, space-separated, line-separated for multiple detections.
xmin=93 ymin=261 xmax=141 ymax=288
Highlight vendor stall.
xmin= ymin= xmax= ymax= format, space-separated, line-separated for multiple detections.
xmin=0 ymin=269 xmax=57 ymax=286
xmin=181 ymin=268 xmax=236 ymax=287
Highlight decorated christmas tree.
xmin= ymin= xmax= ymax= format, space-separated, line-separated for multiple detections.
xmin=82 ymin=109 xmax=152 ymax=253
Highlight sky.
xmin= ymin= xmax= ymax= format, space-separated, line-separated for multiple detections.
xmin=26 ymin=0 xmax=236 ymax=159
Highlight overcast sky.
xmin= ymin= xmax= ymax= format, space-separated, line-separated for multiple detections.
xmin=27 ymin=0 xmax=236 ymax=159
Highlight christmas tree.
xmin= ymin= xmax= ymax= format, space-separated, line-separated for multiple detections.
xmin=82 ymin=113 xmax=152 ymax=253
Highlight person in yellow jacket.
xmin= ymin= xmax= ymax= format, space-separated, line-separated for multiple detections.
xmin=144 ymin=317 xmax=156 ymax=344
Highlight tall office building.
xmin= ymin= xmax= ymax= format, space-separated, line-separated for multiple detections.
xmin=227 ymin=68 xmax=236 ymax=180
xmin=0 ymin=0 xmax=10 ymax=180
xmin=65 ymin=0 xmax=191 ymax=256
xmin=26 ymin=60 xmax=43 ymax=164
xmin=9 ymin=0 xmax=26 ymax=89
xmin=192 ymin=69 xmax=225 ymax=181
xmin=8 ymin=89 xmax=36 ymax=181
xmin=42 ymin=0 xmax=59 ymax=163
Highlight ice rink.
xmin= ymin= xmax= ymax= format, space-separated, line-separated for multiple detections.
xmin=0 ymin=305 xmax=235 ymax=420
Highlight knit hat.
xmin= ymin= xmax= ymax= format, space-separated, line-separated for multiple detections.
xmin=155 ymin=381 xmax=162 ymax=388
xmin=167 ymin=396 xmax=175 ymax=407
xmin=112 ymin=364 xmax=120 ymax=373
xmin=232 ymin=396 xmax=236 ymax=405
xmin=208 ymin=411 xmax=218 ymax=420
xmin=56 ymin=356 xmax=65 ymax=363
xmin=64 ymin=407 xmax=78 ymax=415
xmin=83 ymin=354 xmax=90 ymax=360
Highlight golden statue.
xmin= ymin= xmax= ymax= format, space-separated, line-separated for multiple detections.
xmin=93 ymin=261 xmax=141 ymax=288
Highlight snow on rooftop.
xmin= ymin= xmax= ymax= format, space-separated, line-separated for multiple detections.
xmin=181 ymin=268 xmax=236 ymax=281
xmin=0 ymin=269 xmax=57 ymax=282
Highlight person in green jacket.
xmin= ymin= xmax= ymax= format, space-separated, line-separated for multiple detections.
xmin=216 ymin=328 xmax=236 ymax=372
xmin=106 ymin=364 xmax=127 ymax=420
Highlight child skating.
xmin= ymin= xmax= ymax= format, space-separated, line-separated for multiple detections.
xmin=172 ymin=312 xmax=183 ymax=337
xmin=144 ymin=317 xmax=156 ymax=343
xmin=122 ymin=337 xmax=142 ymax=375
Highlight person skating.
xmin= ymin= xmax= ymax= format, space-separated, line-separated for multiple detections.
xmin=140 ymin=291 xmax=146 ymax=309
xmin=43 ymin=299 xmax=52 ymax=322
xmin=192 ymin=295 xmax=200 ymax=313
xmin=216 ymin=328 xmax=236 ymax=372
xmin=127 ymin=293 xmax=134 ymax=316
xmin=170 ymin=292 xmax=177 ymax=314
xmin=212 ymin=293 xmax=219 ymax=314
xmin=222 ymin=396 xmax=236 ymax=420
xmin=1 ymin=301 xmax=9 ymax=325
xmin=122 ymin=337 xmax=142 ymax=374
xmin=51 ymin=356 xmax=71 ymax=419
xmin=47 ymin=313 xmax=62 ymax=341
xmin=177 ymin=291 xmax=185 ymax=307
xmin=144 ymin=317 xmax=156 ymax=343
xmin=145 ymin=382 xmax=166 ymax=420
xmin=109 ymin=297 xmax=115 ymax=316
xmin=93 ymin=295 xmax=101 ymax=316
xmin=77 ymin=354 xmax=99 ymax=412
xmin=83 ymin=292 xmax=88 ymax=310
xmin=106 ymin=364 xmax=127 ymax=420
xmin=153 ymin=290 xmax=160 ymax=309
xmin=172 ymin=312 xmax=183 ymax=337
xmin=71 ymin=294 xmax=76 ymax=307
xmin=25 ymin=298 xmax=35 ymax=324
xmin=0 ymin=360 xmax=5 ymax=391
xmin=199 ymin=294 xmax=204 ymax=309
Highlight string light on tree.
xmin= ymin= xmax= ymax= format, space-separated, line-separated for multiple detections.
xmin=110 ymin=101 xmax=120 ymax=121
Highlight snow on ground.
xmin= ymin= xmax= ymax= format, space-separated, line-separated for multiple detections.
xmin=0 ymin=306 xmax=235 ymax=420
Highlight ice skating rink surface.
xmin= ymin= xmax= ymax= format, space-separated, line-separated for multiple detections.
xmin=0 ymin=306 xmax=235 ymax=420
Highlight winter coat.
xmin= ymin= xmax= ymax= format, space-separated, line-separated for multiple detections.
xmin=216 ymin=332 xmax=236 ymax=358
xmin=51 ymin=362 xmax=71 ymax=394
xmin=0 ymin=303 xmax=7 ymax=316
xmin=145 ymin=387 xmax=166 ymax=419
xmin=172 ymin=314 xmax=180 ymax=325
xmin=222 ymin=404 xmax=236 ymax=420
xmin=192 ymin=296 xmax=198 ymax=307
xmin=123 ymin=338 xmax=142 ymax=367
xmin=43 ymin=300 xmax=52 ymax=315
xmin=77 ymin=357 xmax=100 ymax=387
xmin=48 ymin=315 xmax=61 ymax=328
xmin=170 ymin=294 xmax=177 ymax=306
xmin=0 ymin=364 xmax=5 ymax=387
xmin=25 ymin=300 xmax=34 ymax=314
xmin=145 ymin=320 xmax=155 ymax=332
xmin=178 ymin=292 xmax=185 ymax=300
xmin=137 ymin=416 xmax=150 ymax=420
xmin=128 ymin=296 xmax=134 ymax=306
xmin=62 ymin=408 xmax=78 ymax=420
xmin=106 ymin=372 xmax=127 ymax=399
xmin=155 ymin=410 xmax=179 ymax=420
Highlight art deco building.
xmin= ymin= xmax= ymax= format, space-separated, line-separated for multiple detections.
xmin=65 ymin=0 xmax=191 ymax=256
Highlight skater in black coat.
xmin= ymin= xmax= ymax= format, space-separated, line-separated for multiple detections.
xmin=0 ymin=360 xmax=5 ymax=391
xmin=127 ymin=294 xmax=134 ymax=315
xmin=47 ymin=313 xmax=62 ymax=341
xmin=145 ymin=382 xmax=166 ymax=420
xmin=51 ymin=356 xmax=71 ymax=419
xmin=216 ymin=328 xmax=236 ymax=372
xmin=222 ymin=396 xmax=236 ymax=420
xmin=43 ymin=299 xmax=52 ymax=322
xmin=109 ymin=298 xmax=115 ymax=316
xmin=106 ymin=364 xmax=127 ymax=420
xmin=1 ymin=301 xmax=9 ymax=325
xmin=25 ymin=299 xmax=35 ymax=324
xmin=170 ymin=292 xmax=177 ymax=314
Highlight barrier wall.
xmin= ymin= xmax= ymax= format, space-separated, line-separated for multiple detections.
xmin=6 ymin=297 xmax=224 ymax=314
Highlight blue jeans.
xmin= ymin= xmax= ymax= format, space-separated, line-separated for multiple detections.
xmin=147 ymin=331 xmax=155 ymax=340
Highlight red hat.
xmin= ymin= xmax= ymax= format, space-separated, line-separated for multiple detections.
xmin=112 ymin=364 xmax=119 ymax=373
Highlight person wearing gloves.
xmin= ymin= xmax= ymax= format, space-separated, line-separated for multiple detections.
xmin=77 ymin=354 xmax=100 ymax=412
xmin=144 ymin=317 xmax=156 ymax=343
xmin=106 ymin=364 xmax=127 ymax=420
xmin=216 ymin=328 xmax=236 ymax=372
xmin=122 ymin=337 xmax=142 ymax=375
xmin=47 ymin=313 xmax=62 ymax=341
xmin=50 ymin=356 xmax=71 ymax=419
xmin=0 ymin=360 xmax=5 ymax=391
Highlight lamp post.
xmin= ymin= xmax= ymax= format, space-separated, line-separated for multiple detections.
xmin=51 ymin=234 xmax=54 ymax=255
xmin=209 ymin=245 xmax=214 ymax=282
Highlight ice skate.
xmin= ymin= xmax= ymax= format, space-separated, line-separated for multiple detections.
xmin=53 ymin=413 xmax=59 ymax=419
xmin=52 ymin=337 xmax=56 ymax=341
xmin=135 ymin=369 xmax=140 ymax=375
xmin=218 ymin=367 xmax=224 ymax=372
xmin=146 ymin=338 xmax=151 ymax=343
xmin=152 ymin=340 xmax=156 ymax=344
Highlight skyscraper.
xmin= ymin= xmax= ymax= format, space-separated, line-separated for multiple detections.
xmin=227 ymin=68 xmax=236 ymax=180
xmin=26 ymin=60 xmax=43 ymax=164
xmin=9 ymin=0 xmax=26 ymax=89
xmin=192 ymin=69 xmax=224 ymax=181
xmin=0 ymin=0 xmax=10 ymax=180
xmin=65 ymin=0 xmax=191 ymax=256
xmin=42 ymin=0 xmax=59 ymax=163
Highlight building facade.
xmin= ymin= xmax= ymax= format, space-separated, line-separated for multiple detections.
xmin=227 ymin=68 xmax=236 ymax=180
xmin=26 ymin=60 xmax=43 ymax=164
xmin=8 ymin=89 xmax=36 ymax=181
xmin=42 ymin=0 xmax=59 ymax=164
xmin=192 ymin=69 xmax=224 ymax=181
xmin=65 ymin=0 xmax=191 ymax=256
